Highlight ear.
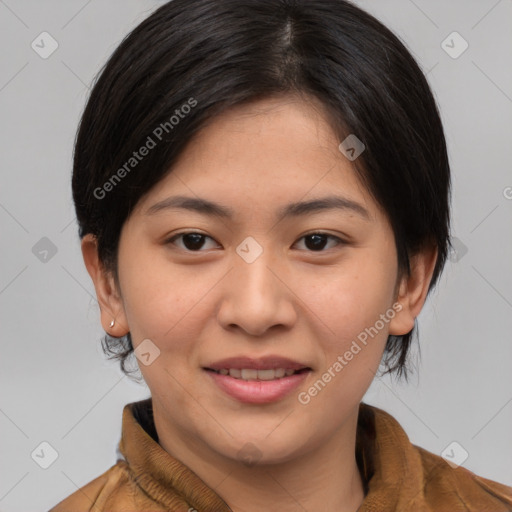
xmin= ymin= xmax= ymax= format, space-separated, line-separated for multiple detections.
xmin=81 ymin=234 xmax=129 ymax=337
xmin=388 ymin=244 xmax=438 ymax=336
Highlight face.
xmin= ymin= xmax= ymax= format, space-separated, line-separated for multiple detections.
xmin=87 ymin=95 xmax=424 ymax=468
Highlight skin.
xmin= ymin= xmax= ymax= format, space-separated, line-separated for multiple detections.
xmin=82 ymin=95 xmax=437 ymax=512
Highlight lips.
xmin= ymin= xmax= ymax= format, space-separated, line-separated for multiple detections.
xmin=203 ymin=356 xmax=312 ymax=403
xmin=204 ymin=355 xmax=311 ymax=372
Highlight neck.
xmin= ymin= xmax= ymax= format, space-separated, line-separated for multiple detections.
xmin=154 ymin=404 xmax=366 ymax=512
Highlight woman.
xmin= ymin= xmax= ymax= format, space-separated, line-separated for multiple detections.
xmin=50 ymin=0 xmax=512 ymax=510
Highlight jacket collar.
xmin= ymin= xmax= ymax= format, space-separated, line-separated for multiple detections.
xmin=118 ymin=397 xmax=431 ymax=511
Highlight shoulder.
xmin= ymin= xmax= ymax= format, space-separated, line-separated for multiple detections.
xmin=48 ymin=461 xmax=131 ymax=512
xmin=362 ymin=403 xmax=512 ymax=511
xmin=415 ymin=444 xmax=512 ymax=511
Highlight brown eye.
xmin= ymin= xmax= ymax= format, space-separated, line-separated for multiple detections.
xmin=166 ymin=232 xmax=219 ymax=251
xmin=295 ymin=233 xmax=344 ymax=252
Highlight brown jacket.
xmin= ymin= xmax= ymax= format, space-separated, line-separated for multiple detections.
xmin=49 ymin=398 xmax=512 ymax=511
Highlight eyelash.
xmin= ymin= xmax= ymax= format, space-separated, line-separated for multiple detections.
xmin=164 ymin=231 xmax=346 ymax=253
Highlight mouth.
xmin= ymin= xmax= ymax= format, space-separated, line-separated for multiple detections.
xmin=202 ymin=355 xmax=312 ymax=404
xmin=204 ymin=367 xmax=311 ymax=381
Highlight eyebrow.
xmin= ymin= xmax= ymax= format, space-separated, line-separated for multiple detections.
xmin=144 ymin=194 xmax=370 ymax=221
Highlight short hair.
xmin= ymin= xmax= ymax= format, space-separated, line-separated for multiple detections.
xmin=72 ymin=0 xmax=452 ymax=382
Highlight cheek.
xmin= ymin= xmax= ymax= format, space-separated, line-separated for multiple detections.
xmin=296 ymin=258 xmax=396 ymax=346
xmin=295 ymin=267 xmax=394 ymax=414
xmin=119 ymin=253 xmax=213 ymax=346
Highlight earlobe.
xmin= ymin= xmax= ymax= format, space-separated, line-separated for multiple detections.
xmin=81 ymin=234 xmax=129 ymax=336
xmin=388 ymin=244 xmax=438 ymax=337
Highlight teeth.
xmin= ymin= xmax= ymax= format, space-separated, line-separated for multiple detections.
xmin=213 ymin=368 xmax=303 ymax=380
xmin=241 ymin=369 xmax=258 ymax=380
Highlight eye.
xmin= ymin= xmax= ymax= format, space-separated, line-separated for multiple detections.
xmin=294 ymin=232 xmax=344 ymax=252
xmin=165 ymin=232 xmax=219 ymax=252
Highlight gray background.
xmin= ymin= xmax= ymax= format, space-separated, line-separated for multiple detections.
xmin=0 ymin=1 xmax=511 ymax=510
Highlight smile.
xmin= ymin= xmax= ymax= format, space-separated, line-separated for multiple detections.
xmin=206 ymin=368 xmax=309 ymax=381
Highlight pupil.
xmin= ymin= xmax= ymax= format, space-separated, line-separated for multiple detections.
xmin=305 ymin=234 xmax=327 ymax=251
xmin=183 ymin=233 xmax=205 ymax=250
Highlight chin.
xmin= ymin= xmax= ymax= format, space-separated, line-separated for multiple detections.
xmin=212 ymin=435 xmax=305 ymax=468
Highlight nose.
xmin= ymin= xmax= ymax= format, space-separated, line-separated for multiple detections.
xmin=216 ymin=242 xmax=297 ymax=337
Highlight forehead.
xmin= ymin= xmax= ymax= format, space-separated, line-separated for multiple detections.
xmin=136 ymin=96 xmax=378 ymax=222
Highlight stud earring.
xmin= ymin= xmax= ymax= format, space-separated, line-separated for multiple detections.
xmin=109 ymin=319 xmax=115 ymax=328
